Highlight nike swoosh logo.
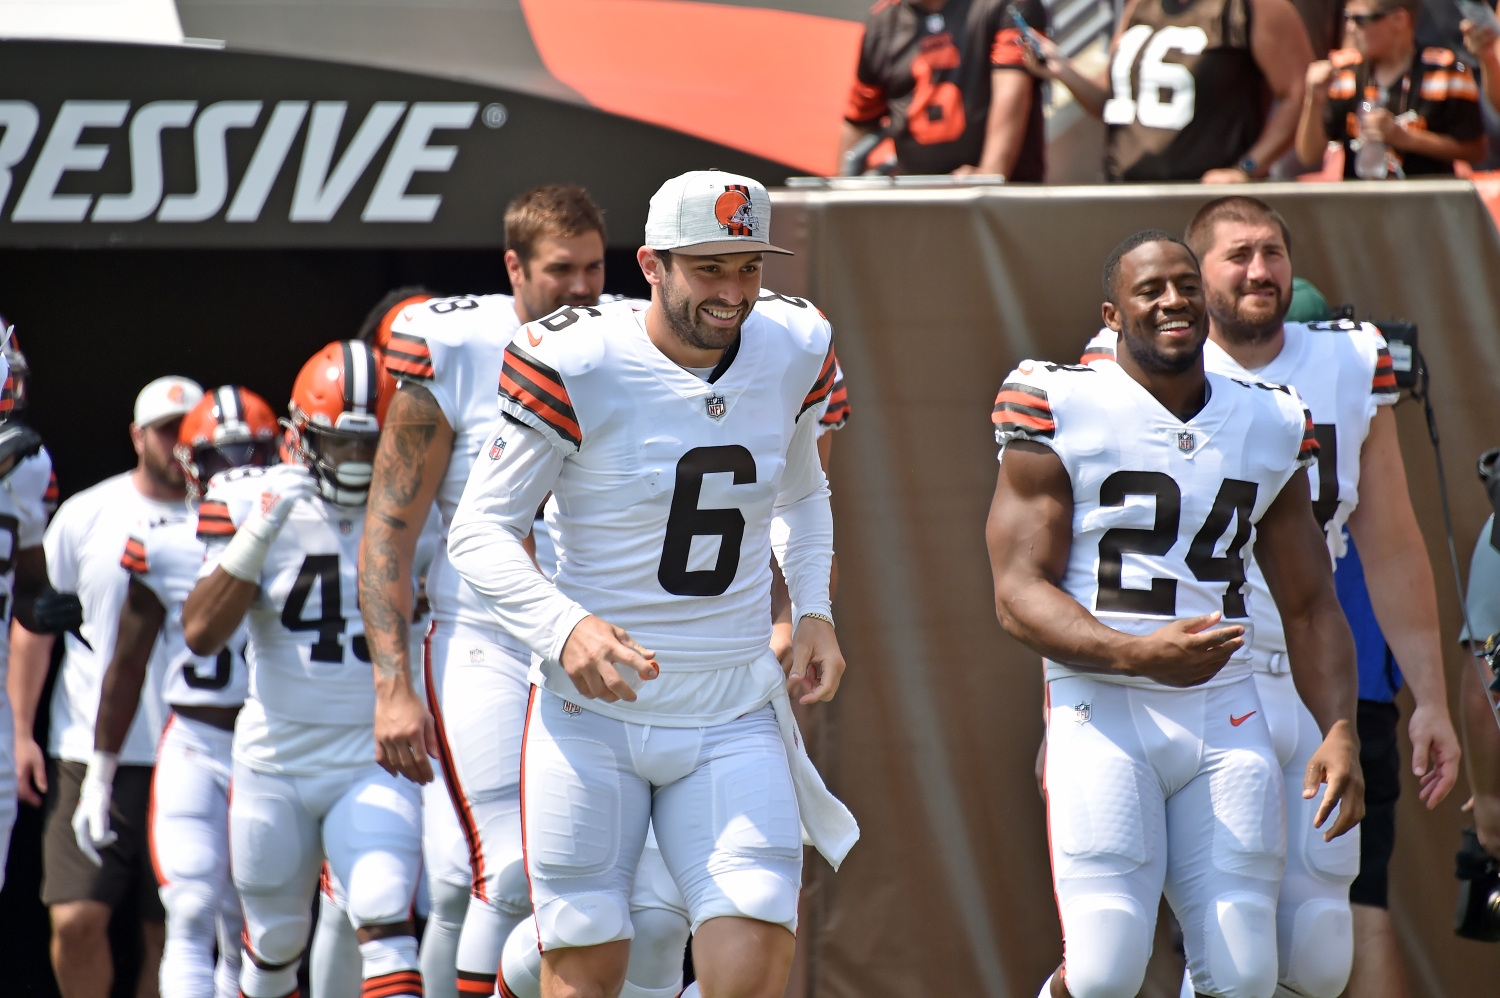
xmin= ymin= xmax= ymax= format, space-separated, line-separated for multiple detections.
xmin=527 ymin=330 xmax=544 ymax=347
xmin=1230 ymin=711 xmax=1257 ymax=727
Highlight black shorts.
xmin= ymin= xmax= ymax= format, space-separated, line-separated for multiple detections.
xmin=40 ymin=758 xmax=165 ymax=919
xmin=1349 ymin=700 xmax=1401 ymax=909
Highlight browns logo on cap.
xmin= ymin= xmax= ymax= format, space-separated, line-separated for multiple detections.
xmin=645 ymin=170 xmax=792 ymax=257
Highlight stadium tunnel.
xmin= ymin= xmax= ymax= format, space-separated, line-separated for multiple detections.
xmin=0 ymin=39 xmax=799 ymax=500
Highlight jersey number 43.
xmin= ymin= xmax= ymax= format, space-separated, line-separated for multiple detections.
xmin=1096 ymin=471 xmax=1258 ymax=617
xmin=281 ymin=555 xmax=371 ymax=663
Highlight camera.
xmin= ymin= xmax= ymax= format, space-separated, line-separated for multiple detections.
xmin=1455 ymin=827 xmax=1500 ymax=941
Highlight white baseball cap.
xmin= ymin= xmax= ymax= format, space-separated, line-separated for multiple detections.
xmin=134 ymin=376 xmax=204 ymax=428
xmin=645 ymin=170 xmax=791 ymax=257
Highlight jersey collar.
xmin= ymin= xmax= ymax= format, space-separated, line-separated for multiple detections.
xmin=629 ymin=308 xmax=766 ymax=413
xmin=1101 ymin=360 xmax=1235 ymax=459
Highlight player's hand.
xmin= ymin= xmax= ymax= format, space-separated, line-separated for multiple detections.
xmin=1123 ymin=612 xmax=1244 ymax=687
xmin=72 ymin=753 xmax=119 ymax=866
xmin=770 ymin=620 xmax=795 ymax=675
xmin=248 ymin=465 xmax=318 ymax=533
xmin=788 ymin=616 xmax=844 ymax=705
xmin=15 ymin=736 xmax=48 ymax=807
xmin=1408 ymin=700 xmax=1461 ymax=808
xmin=374 ymin=680 xmax=438 ymax=784
xmin=1304 ymin=718 xmax=1365 ymax=841
xmin=1305 ymin=59 xmax=1335 ymax=94
xmin=559 ymin=615 xmax=658 ymax=703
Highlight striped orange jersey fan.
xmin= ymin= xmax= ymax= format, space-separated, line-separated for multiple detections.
xmin=285 ymin=339 xmax=395 ymax=506
xmin=175 ymin=385 xmax=279 ymax=500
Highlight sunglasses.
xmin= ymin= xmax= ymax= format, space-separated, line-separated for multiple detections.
xmin=1343 ymin=9 xmax=1395 ymax=26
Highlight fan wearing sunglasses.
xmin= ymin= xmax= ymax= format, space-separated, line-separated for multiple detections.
xmin=1295 ymin=0 xmax=1486 ymax=176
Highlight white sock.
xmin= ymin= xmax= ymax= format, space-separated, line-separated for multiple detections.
xmin=500 ymin=916 xmax=543 ymax=998
xmin=310 ymin=894 xmax=362 ymax=998
xmin=360 ymin=935 xmax=422 ymax=996
xmin=421 ymin=879 xmax=468 ymax=998
xmin=457 ymin=896 xmax=523 ymax=986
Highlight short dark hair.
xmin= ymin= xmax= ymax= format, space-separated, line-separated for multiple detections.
xmin=1103 ymin=230 xmax=1197 ymax=303
xmin=1185 ymin=196 xmax=1292 ymax=259
xmin=357 ymin=286 xmax=430 ymax=345
xmin=504 ymin=184 xmax=607 ymax=267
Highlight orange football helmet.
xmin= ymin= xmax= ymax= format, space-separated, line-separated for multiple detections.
xmin=0 ymin=322 xmax=23 ymax=419
xmin=175 ymin=385 xmax=279 ymax=500
xmin=368 ymin=292 xmax=432 ymax=354
xmin=285 ymin=340 xmax=395 ymax=506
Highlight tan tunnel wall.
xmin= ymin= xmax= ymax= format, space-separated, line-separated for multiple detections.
xmin=764 ymin=181 xmax=1500 ymax=998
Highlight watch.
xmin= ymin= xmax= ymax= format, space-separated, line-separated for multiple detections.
xmin=1238 ymin=156 xmax=1260 ymax=178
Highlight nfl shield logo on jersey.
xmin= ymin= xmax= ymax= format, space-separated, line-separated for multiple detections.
xmin=489 ymin=436 xmax=506 ymax=460
xmin=1176 ymin=430 xmax=1196 ymax=453
xmin=562 ymin=701 xmax=582 ymax=716
xmin=705 ymin=394 xmax=727 ymax=420
xmin=1073 ymin=701 xmax=1091 ymax=724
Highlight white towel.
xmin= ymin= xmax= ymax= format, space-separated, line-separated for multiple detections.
xmin=770 ymin=683 xmax=860 ymax=871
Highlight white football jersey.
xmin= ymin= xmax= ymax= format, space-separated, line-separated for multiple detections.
xmin=993 ymin=359 xmax=1315 ymax=690
xmin=199 ymin=469 xmax=380 ymax=735
xmin=0 ymin=455 xmax=49 ymax=698
xmin=123 ymin=511 xmax=249 ymax=709
xmin=452 ymin=292 xmax=836 ymax=723
xmin=43 ymin=473 xmax=176 ymax=765
xmin=8 ymin=446 xmax=55 ymax=547
xmin=386 ymin=294 xmax=646 ymax=633
xmin=1082 ymin=322 xmax=1397 ymax=656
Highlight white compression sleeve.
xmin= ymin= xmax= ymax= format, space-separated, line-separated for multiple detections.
xmin=446 ymin=416 xmax=591 ymax=663
xmin=771 ymin=413 xmax=833 ymax=622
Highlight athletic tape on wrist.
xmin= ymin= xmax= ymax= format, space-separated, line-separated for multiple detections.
xmin=218 ymin=515 xmax=279 ymax=583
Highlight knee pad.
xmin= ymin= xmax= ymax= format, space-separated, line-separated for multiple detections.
xmin=1201 ymin=893 xmax=1278 ymax=998
xmin=1281 ymin=900 xmax=1352 ymax=998
xmin=493 ymin=853 xmax=532 ymax=916
xmin=161 ymin=882 xmax=218 ymax=940
xmin=501 ymin=916 xmax=543 ymax=998
xmin=691 ymin=869 xmax=799 ymax=934
xmin=240 ymin=960 xmax=300 ymax=998
xmin=625 ymin=906 xmax=691 ymax=991
xmin=1058 ymin=897 xmax=1152 ymax=998
xmin=243 ymin=902 xmax=312 ymax=969
xmin=346 ymin=852 xmax=417 ymax=928
xmin=428 ymin=876 xmax=469 ymax=928
xmin=534 ymin=891 xmax=632 ymax=950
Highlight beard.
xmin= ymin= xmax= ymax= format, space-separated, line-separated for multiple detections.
xmin=1120 ymin=314 xmax=1200 ymax=375
xmin=1207 ymin=280 xmax=1289 ymax=345
xmin=660 ymin=273 xmax=745 ymax=352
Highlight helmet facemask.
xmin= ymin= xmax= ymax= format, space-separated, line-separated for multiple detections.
xmin=175 ymin=423 xmax=277 ymax=502
xmin=287 ymin=409 xmax=380 ymax=507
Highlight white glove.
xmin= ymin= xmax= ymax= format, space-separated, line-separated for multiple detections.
xmin=217 ymin=465 xmax=318 ymax=582
xmin=71 ymin=751 xmax=119 ymax=866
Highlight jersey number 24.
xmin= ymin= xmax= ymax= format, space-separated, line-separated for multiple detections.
xmin=1096 ymin=470 xmax=1257 ymax=617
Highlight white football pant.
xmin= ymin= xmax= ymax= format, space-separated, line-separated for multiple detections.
xmin=425 ymin=621 xmax=533 ymax=996
xmin=1254 ymin=669 xmax=1359 ymax=998
xmin=500 ymin=829 xmax=692 ymax=998
xmin=0 ymin=692 xmax=15 ymax=893
xmin=1044 ymin=675 xmax=1285 ymax=998
xmin=150 ymin=714 xmax=242 ymax=998
xmin=229 ymin=760 xmax=422 ymax=998
xmin=522 ymin=688 xmax=803 ymax=952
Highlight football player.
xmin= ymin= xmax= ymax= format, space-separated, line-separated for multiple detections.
xmin=73 ymin=387 xmax=276 ymax=998
xmin=357 ymin=185 xmax=624 ymax=998
xmin=988 ymin=231 xmax=1362 ymax=998
xmin=181 ymin=342 xmax=426 ymax=998
xmin=445 ymin=170 xmax=857 ymax=998
xmin=12 ymin=374 xmax=204 ymax=998
xmin=0 ymin=336 xmax=53 ymax=894
xmin=1079 ymin=197 xmax=1459 ymax=998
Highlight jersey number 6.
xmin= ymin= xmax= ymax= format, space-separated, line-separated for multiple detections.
xmin=1096 ymin=470 xmax=1258 ymax=617
xmin=658 ymin=445 xmax=757 ymax=597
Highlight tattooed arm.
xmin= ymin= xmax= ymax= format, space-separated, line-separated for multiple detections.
xmin=359 ymin=383 xmax=455 ymax=784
